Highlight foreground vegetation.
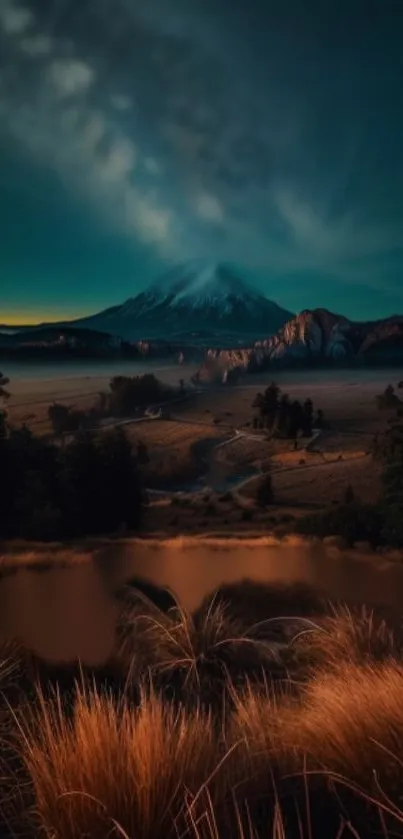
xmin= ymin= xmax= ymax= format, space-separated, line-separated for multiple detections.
xmin=2 ymin=578 xmax=403 ymax=838
xmin=0 ymin=412 xmax=143 ymax=540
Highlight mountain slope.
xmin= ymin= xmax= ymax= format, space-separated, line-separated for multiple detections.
xmin=68 ymin=263 xmax=293 ymax=344
xmin=204 ymin=308 xmax=403 ymax=374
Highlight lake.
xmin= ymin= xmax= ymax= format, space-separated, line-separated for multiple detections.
xmin=1 ymin=538 xmax=403 ymax=664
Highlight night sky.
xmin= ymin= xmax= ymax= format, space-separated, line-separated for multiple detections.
xmin=1 ymin=0 xmax=403 ymax=325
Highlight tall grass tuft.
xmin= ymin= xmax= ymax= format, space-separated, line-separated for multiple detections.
xmin=287 ymin=605 xmax=399 ymax=680
xmin=0 ymin=639 xmax=37 ymax=839
xmin=20 ymin=685 xmax=226 ymax=839
xmin=118 ymin=594 xmax=284 ymax=709
xmin=230 ymin=661 xmax=403 ymax=836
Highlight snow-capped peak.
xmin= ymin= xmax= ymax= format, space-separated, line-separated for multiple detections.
xmin=149 ymin=261 xmax=263 ymax=313
xmin=68 ymin=260 xmax=293 ymax=343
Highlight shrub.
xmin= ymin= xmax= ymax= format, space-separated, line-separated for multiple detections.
xmin=296 ymin=501 xmax=383 ymax=546
xmin=375 ymin=384 xmax=401 ymax=411
xmin=107 ymin=375 xmax=168 ymax=416
xmin=48 ymin=403 xmax=94 ymax=436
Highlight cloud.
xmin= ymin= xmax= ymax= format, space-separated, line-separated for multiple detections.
xmin=0 ymin=2 xmax=33 ymax=35
xmin=0 ymin=2 xmax=178 ymax=256
xmin=21 ymin=34 xmax=53 ymax=56
xmin=110 ymin=93 xmax=132 ymax=112
xmin=97 ymin=137 xmax=137 ymax=183
xmin=144 ymin=157 xmax=163 ymax=175
xmin=1 ymin=0 xmax=402 ymax=294
xmin=194 ymin=191 xmax=224 ymax=222
xmin=47 ymin=59 xmax=95 ymax=97
xmin=126 ymin=192 xmax=174 ymax=244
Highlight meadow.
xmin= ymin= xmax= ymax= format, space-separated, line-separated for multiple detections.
xmin=2 ymin=577 xmax=403 ymax=839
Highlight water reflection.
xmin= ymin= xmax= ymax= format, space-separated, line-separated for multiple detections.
xmin=1 ymin=539 xmax=403 ymax=663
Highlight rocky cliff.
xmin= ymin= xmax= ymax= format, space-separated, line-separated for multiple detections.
xmin=201 ymin=309 xmax=403 ymax=379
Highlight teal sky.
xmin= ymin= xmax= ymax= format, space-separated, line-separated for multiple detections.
xmin=1 ymin=0 xmax=403 ymax=324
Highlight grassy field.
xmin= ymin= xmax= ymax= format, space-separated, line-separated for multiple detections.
xmin=1 ymin=578 xmax=403 ymax=838
xmin=126 ymin=421 xmax=225 ymax=487
xmin=4 ymin=366 xmax=399 ymax=528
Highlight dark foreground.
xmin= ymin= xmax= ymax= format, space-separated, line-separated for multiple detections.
xmin=2 ymin=577 xmax=403 ymax=839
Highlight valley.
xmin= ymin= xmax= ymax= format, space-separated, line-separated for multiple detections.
xmin=5 ymin=362 xmax=394 ymax=541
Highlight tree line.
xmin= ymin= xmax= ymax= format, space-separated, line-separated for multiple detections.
xmin=0 ymin=412 xmax=144 ymax=541
xmin=252 ymin=382 xmax=325 ymax=438
xmin=47 ymin=374 xmax=171 ymax=436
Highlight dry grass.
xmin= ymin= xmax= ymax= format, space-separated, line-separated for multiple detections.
xmin=288 ymin=605 xmax=400 ymax=679
xmin=228 ymin=662 xmax=403 ymax=836
xmin=19 ymin=661 xmax=403 ymax=839
xmin=19 ymin=687 xmax=225 ymax=839
xmin=3 ymin=589 xmax=403 ymax=838
xmin=115 ymin=591 xmax=283 ymax=708
xmin=293 ymin=662 xmax=403 ymax=787
xmin=127 ymin=421 xmax=220 ymax=450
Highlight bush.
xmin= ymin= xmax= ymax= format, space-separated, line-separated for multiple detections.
xmin=48 ymin=403 xmax=95 ymax=436
xmin=375 ymin=384 xmax=401 ymax=411
xmin=296 ymin=501 xmax=383 ymax=547
xmin=107 ymin=375 xmax=168 ymax=417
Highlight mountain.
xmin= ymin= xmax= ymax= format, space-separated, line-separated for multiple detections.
xmin=203 ymin=309 xmax=403 ymax=375
xmin=59 ymin=263 xmax=293 ymax=345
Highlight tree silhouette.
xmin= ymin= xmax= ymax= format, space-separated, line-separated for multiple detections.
xmin=252 ymin=385 xmax=323 ymax=440
xmin=0 ymin=424 xmax=143 ymax=540
xmin=256 ymin=474 xmax=274 ymax=507
xmin=253 ymin=382 xmax=280 ymax=428
xmin=302 ymin=398 xmax=314 ymax=436
xmin=137 ymin=440 xmax=150 ymax=466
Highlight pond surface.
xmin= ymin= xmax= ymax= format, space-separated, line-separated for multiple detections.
xmin=1 ymin=539 xmax=403 ymax=664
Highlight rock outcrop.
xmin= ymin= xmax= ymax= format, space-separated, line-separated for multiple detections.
xmin=202 ymin=309 xmax=403 ymax=377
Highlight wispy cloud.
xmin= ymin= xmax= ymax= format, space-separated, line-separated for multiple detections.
xmin=194 ymin=191 xmax=224 ymax=223
xmin=47 ymin=59 xmax=95 ymax=98
xmin=0 ymin=0 xmax=180 ymax=257
xmin=0 ymin=1 xmax=33 ymax=34
xmin=1 ymin=0 xmax=402 ymax=300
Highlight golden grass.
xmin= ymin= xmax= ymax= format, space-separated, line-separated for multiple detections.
xmin=19 ymin=687 xmax=225 ymax=839
xmin=229 ymin=660 xmax=403 ymax=817
xmin=116 ymin=591 xmax=283 ymax=708
xmin=127 ymin=421 xmax=220 ymax=448
xmin=19 ymin=662 xmax=403 ymax=839
xmin=4 ymin=590 xmax=403 ymax=838
xmin=288 ymin=605 xmax=399 ymax=678
xmin=293 ymin=661 xmax=403 ymax=785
